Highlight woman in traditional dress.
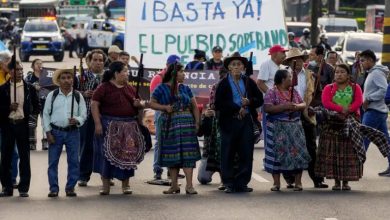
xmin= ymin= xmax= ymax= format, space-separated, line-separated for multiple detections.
xmin=263 ymin=69 xmax=311 ymax=191
xmin=149 ymin=63 xmax=201 ymax=195
xmin=315 ymin=64 xmax=364 ymax=190
xmin=91 ymin=61 xmax=147 ymax=195
xmin=197 ymin=67 xmax=228 ymax=189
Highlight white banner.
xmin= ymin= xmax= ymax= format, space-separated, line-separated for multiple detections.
xmin=125 ymin=0 xmax=287 ymax=69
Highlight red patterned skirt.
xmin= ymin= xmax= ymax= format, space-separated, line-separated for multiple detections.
xmin=315 ymin=120 xmax=363 ymax=181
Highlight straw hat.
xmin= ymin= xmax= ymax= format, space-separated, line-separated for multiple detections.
xmin=282 ymin=48 xmax=308 ymax=65
xmin=108 ymin=45 xmax=122 ymax=54
xmin=52 ymin=69 xmax=74 ymax=86
xmin=223 ymin=52 xmax=248 ymax=69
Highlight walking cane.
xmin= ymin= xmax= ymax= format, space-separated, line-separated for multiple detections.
xmin=70 ymin=66 xmax=77 ymax=118
xmin=136 ymin=54 xmax=144 ymax=96
xmin=12 ymin=45 xmax=16 ymax=102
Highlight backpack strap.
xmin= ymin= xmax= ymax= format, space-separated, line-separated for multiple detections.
xmin=49 ymin=89 xmax=80 ymax=116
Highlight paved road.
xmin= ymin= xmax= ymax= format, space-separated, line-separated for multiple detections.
xmin=0 ymin=56 xmax=388 ymax=220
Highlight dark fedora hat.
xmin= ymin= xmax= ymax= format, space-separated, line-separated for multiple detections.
xmin=223 ymin=52 xmax=248 ymax=69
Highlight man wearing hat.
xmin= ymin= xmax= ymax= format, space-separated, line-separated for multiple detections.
xmin=282 ymin=48 xmax=328 ymax=189
xmin=206 ymin=46 xmax=224 ymax=70
xmin=215 ymin=52 xmax=263 ymax=193
xmin=185 ymin=49 xmax=206 ymax=70
xmin=105 ymin=45 xmax=122 ymax=68
xmin=0 ymin=61 xmax=40 ymax=197
xmin=257 ymin=45 xmax=288 ymax=93
xmin=43 ymin=69 xmax=87 ymax=197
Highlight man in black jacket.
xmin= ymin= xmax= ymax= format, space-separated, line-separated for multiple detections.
xmin=214 ymin=53 xmax=263 ymax=193
xmin=0 ymin=61 xmax=39 ymax=197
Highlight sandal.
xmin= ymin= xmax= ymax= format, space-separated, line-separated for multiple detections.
xmin=122 ymin=187 xmax=133 ymax=195
xmin=271 ymin=185 xmax=280 ymax=191
xmin=185 ymin=187 xmax=198 ymax=195
xmin=332 ymin=185 xmax=341 ymax=191
xmin=163 ymin=187 xmax=180 ymax=194
xmin=293 ymin=185 xmax=303 ymax=191
xmin=342 ymin=185 xmax=351 ymax=191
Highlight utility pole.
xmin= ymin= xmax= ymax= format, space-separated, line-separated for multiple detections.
xmin=297 ymin=0 xmax=302 ymax=22
xmin=311 ymin=0 xmax=320 ymax=46
xmin=382 ymin=0 xmax=390 ymax=68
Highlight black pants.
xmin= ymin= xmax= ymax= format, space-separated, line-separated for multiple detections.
xmin=0 ymin=122 xmax=31 ymax=193
xmin=301 ymin=117 xmax=324 ymax=185
xmin=220 ymin=115 xmax=254 ymax=189
xmin=77 ymin=38 xmax=88 ymax=56
xmin=69 ymin=40 xmax=77 ymax=57
xmin=79 ymin=116 xmax=95 ymax=182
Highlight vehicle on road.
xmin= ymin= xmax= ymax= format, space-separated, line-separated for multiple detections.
xmin=334 ymin=32 xmax=383 ymax=65
xmin=86 ymin=19 xmax=124 ymax=50
xmin=19 ymin=0 xmax=58 ymax=27
xmin=19 ymin=17 xmax=65 ymax=62
xmin=326 ymin=32 xmax=343 ymax=48
xmin=318 ymin=17 xmax=358 ymax=33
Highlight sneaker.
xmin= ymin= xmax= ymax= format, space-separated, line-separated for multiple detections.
xmin=378 ymin=167 xmax=390 ymax=176
xmin=78 ymin=180 xmax=88 ymax=187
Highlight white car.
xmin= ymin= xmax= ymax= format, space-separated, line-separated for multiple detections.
xmin=334 ymin=32 xmax=383 ymax=65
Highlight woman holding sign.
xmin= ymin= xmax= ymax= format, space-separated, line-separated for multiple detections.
xmin=149 ymin=62 xmax=201 ymax=195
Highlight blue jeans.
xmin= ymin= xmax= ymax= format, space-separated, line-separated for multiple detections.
xmin=12 ymin=145 xmax=19 ymax=184
xmin=48 ymin=129 xmax=80 ymax=192
xmin=153 ymin=111 xmax=163 ymax=175
xmin=362 ymin=109 xmax=390 ymax=166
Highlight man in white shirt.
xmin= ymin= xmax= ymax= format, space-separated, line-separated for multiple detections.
xmin=257 ymin=45 xmax=288 ymax=93
xmin=43 ymin=69 xmax=87 ymax=197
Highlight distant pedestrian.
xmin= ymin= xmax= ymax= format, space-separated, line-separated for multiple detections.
xmin=205 ymin=46 xmax=224 ymax=70
xmin=185 ymin=49 xmax=206 ymax=70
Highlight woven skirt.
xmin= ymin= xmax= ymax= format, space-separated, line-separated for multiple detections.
xmin=315 ymin=122 xmax=363 ymax=181
xmin=157 ymin=111 xmax=201 ymax=168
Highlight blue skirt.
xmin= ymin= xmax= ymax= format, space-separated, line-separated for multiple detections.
xmin=93 ymin=115 xmax=135 ymax=180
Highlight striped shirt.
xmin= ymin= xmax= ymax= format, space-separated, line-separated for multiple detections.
xmin=76 ymin=70 xmax=101 ymax=116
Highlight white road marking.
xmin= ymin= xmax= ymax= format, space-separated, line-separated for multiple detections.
xmin=251 ymin=172 xmax=270 ymax=183
xmin=324 ymin=218 xmax=338 ymax=220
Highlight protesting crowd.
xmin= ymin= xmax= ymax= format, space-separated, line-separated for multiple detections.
xmin=0 ymin=37 xmax=390 ymax=198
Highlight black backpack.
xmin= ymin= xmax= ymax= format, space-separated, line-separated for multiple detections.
xmin=49 ymin=88 xmax=81 ymax=115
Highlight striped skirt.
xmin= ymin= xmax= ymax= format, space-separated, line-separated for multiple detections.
xmin=315 ymin=121 xmax=363 ymax=181
xmin=157 ymin=110 xmax=201 ymax=168
xmin=264 ymin=119 xmax=311 ymax=174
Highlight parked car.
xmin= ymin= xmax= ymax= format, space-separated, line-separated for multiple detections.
xmin=318 ymin=17 xmax=358 ymax=33
xmin=326 ymin=32 xmax=343 ymax=48
xmin=19 ymin=17 xmax=65 ymax=62
xmin=334 ymin=32 xmax=383 ymax=65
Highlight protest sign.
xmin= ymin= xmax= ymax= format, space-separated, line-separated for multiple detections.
xmin=125 ymin=0 xmax=287 ymax=69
